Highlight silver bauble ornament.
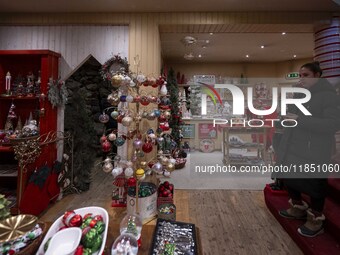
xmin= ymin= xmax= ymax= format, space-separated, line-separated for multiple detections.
xmin=108 ymin=133 xmax=117 ymax=141
xmin=125 ymin=167 xmax=134 ymax=177
xmin=103 ymin=162 xmax=113 ymax=173
xmin=122 ymin=116 xmax=133 ymax=127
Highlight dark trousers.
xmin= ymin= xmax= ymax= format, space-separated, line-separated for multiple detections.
xmin=286 ymin=186 xmax=325 ymax=212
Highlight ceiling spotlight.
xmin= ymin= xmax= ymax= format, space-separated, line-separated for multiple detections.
xmin=293 ymin=54 xmax=297 ymax=58
xmin=261 ymin=45 xmax=265 ymax=49
xmin=205 ymin=40 xmax=210 ymax=44
xmin=184 ymin=53 xmax=195 ymax=60
xmin=282 ymin=32 xmax=286 ymax=35
xmin=209 ymin=33 xmax=214 ymax=35
xmin=202 ymin=45 xmax=207 ymax=49
xmin=198 ymin=54 xmax=202 ymax=58
xmin=246 ymin=55 xmax=249 ymax=58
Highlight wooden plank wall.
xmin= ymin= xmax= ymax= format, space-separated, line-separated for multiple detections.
xmin=0 ymin=25 xmax=129 ymax=79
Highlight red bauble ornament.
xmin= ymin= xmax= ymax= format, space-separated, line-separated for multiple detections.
xmin=134 ymin=95 xmax=141 ymax=103
xmin=117 ymin=114 xmax=125 ymax=124
xmin=142 ymin=140 xmax=153 ymax=153
xmin=62 ymin=210 xmax=83 ymax=227
xmin=100 ymin=134 xmax=107 ymax=144
xmin=128 ymin=177 xmax=137 ymax=187
xmin=140 ymin=96 xmax=150 ymax=106
xmin=158 ymin=115 xmax=166 ymax=122
xmin=102 ymin=140 xmax=112 ymax=152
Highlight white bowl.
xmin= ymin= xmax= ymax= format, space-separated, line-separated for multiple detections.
xmin=45 ymin=227 xmax=82 ymax=255
xmin=36 ymin=206 xmax=109 ymax=255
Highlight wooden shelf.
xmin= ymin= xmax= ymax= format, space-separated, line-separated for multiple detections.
xmin=0 ymin=95 xmax=39 ymax=100
xmin=0 ymin=146 xmax=13 ymax=152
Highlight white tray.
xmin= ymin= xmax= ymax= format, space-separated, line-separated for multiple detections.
xmin=36 ymin=206 xmax=109 ymax=255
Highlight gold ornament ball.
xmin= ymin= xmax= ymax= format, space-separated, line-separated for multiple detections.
xmin=136 ymin=168 xmax=145 ymax=179
xmin=140 ymin=161 xmax=147 ymax=169
xmin=161 ymin=157 xmax=169 ymax=165
xmin=111 ymin=74 xmax=123 ymax=88
xmin=167 ymin=162 xmax=175 ymax=172
xmin=164 ymin=111 xmax=171 ymax=119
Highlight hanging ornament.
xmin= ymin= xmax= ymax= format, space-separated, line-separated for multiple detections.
xmin=152 ymin=162 xmax=163 ymax=174
xmin=125 ymin=167 xmax=134 ymax=177
xmin=141 ymin=111 xmax=148 ymax=118
xmin=129 ymin=80 xmax=136 ymax=87
xmin=99 ymin=112 xmax=110 ymax=124
xmin=169 ymin=158 xmax=176 ymax=164
xmin=133 ymin=138 xmax=143 ymax=149
xmin=111 ymin=74 xmax=124 ymax=88
xmin=122 ymin=116 xmax=133 ymax=127
xmin=149 ymin=77 xmax=157 ymax=87
xmin=136 ymin=74 xmax=146 ymax=83
xmin=102 ymin=140 xmax=112 ymax=152
xmin=126 ymin=95 xmax=134 ymax=103
xmin=153 ymin=109 xmax=161 ymax=117
xmin=147 ymin=111 xmax=156 ymax=121
xmin=149 ymin=96 xmax=158 ymax=103
xmin=108 ymin=92 xmax=120 ymax=106
xmin=163 ymin=170 xmax=171 ymax=177
xmin=140 ymin=96 xmax=149 ymax=106
xmin=159 ymin=84 xmax=168 ymax=96
xmin=142 ymin=139 xmax=153 ymax=153
xmin=123 ymin=75 xmax=132 ymax=86
xmin=117 ymin=114 xmax=125 ymax=124
xmin=115 ymin=136 xmax=126 ymax=147
xmin=100 ymin=134 xmax=107 ymax=144
xmin=126 ymin=161 xmax=133 ymax=168
xmin=108 ymin=133 xmax=117 ymax=141
xmin=147 ymin=128 xmax=154 ymax=134
xmin=111 ymin=110 xmax=119 ymax=119
xmin=167 ymin=163 xmax=175 ymax=172
xmin=158 ymin=114 xmax=166 ymax=122
xmin=160 ymin=157 xmax=169 ymax=165
xmin=156 ymin=136 xmax=164 ymax=146
xmin=103 ymin=161 xmax=114 ymax=173
xmin=133 ymin=95 xmax=141 ymax=103
xmin=164 ymin=111 xmax=171 ymax=119
xmin=120 ymin=95 xmax=127 ymax=102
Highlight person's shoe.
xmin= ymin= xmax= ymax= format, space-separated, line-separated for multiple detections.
xmin=298 ymin=209 xmax=325 ymax=237
xmin=279 ymin=199 xmax=308 ymax=220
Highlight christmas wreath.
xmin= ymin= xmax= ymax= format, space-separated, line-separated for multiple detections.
xmin=100 ymin=55 xmax=129 ymax=81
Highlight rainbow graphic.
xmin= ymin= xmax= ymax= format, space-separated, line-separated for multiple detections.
xmin=198 ymin=82 xmax=223 ymax=106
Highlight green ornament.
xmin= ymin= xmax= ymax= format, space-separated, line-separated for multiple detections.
xmin=81 ymin=217 xmax=93 ymax=229
xmin=91 ymin=235 xmax=103 ymax=252
xmin=83 ymin=247 xmax=93 ymax=255
xmin=82 ymin=228 xmax=99 ymax=249
xmin=164 ymin=243 xmax=176 ymax=255
xmin=94 ymin=221 xmax=105 ymax=235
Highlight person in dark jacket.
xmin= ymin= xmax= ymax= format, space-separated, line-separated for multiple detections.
xmin=278 ymin=62 xmax=340 ymax=237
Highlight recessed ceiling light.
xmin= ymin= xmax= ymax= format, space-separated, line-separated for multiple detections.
xmin=198 ymin=54 xmax=202 ymax=58
xmin=261 ymin=45 xmax=265 ymax=49
xmin=205 ymin=40 xmax=210 ymax=44
xmin=246 ymin=55 xmax=249 ymax=58
xmin=293 ymin=54 xmax=297 ymax=58
xmin=282 ymin=32 xmax=286 ymax=35
xmin=202 ymin=45 xmax=207 ymax=49
xmin=209 ymin=33 xmax=214 ymax=35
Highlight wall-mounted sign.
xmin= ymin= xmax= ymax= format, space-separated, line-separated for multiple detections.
xmin=198 ymin=123 xmax=217 ymax=139
xmin=180 ymin=124 xmax=195 ymax=139
xmin=193 ymin=75 xmax=215 ymax=84
xmin=286 ymin=72 xmax=299 ymax=80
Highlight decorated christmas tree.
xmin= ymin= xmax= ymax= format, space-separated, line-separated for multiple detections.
xmin=166 ymin=68 xmax=182 ymax=147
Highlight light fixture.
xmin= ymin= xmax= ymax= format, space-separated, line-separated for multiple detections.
xmin=184 ymin=53 xmax=195 ymax=60
xmin=246 ymin=54 xmax=249 ymax=58
xmin=198 ymin=54 xmax=202 ymax=58
xmin=205 ymin=40 xmax=210 ymax=44
xmin=261 ymin=45 xmax=265 ymax=49
xmin=282 ymin=32 xmax=286 ymax=35
xmin=209 ymin=33 xmax=214 ymax=35
xmin=293 ymin=54 xmax=297 ymax=58
xmin=181 ymin=36 xmax=197 ymax=46
xmin=202 ymin=45 xmax=207 ymax=49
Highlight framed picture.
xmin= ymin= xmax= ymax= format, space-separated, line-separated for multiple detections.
xmin=180 ymin=124 xmax=195 ymax=139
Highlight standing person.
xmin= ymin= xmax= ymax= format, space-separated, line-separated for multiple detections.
xmin=277 ymin=62 xmax=340 ymax=237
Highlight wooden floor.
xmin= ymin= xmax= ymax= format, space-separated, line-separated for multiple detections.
xmin=40 ymin=165 xmax=302 ymax=255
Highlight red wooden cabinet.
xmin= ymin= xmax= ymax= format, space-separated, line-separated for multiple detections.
xmin=0 ymin=50 xmax=60 ymax=214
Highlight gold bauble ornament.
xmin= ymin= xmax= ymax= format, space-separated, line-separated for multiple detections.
xmin=167 ymin=162 xmax=175 ymax=172
xmin=111 ymin=74 xmax=123 ymax=88
xmin=161 ymin=157 xmax=169 ymax=165
xmin=164 ymin=111 xmax=171 ymax=119
xmin=140 ymin=161 xmax=147 ymax=169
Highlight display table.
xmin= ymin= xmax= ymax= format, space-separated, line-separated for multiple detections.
xmin=44 ymin=222 xmax=202 ymax=254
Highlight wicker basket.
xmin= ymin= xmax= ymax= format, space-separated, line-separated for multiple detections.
xmin=17 ymin=222 xmax=47 ymax=255
xmin=175 ymin=158 xmax=186 ymax=169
